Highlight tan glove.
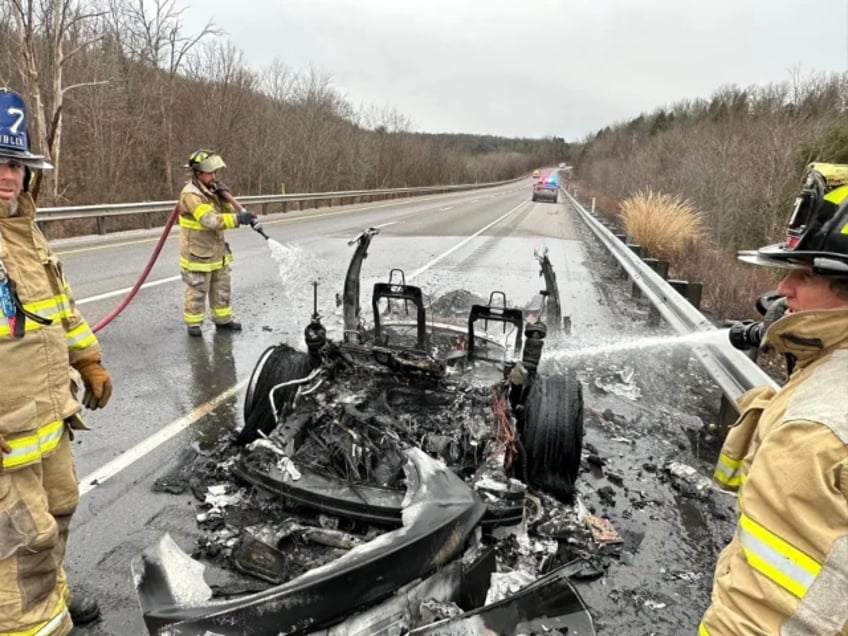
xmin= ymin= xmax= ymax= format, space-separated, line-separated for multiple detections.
xmin=73 ymin=355 xmax=113 ymax=409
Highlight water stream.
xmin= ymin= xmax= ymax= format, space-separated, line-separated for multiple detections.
xmin=544 ymin=328 xmax=731 ymax=362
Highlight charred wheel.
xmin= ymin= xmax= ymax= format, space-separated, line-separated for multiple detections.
xmin=238 ymin=344 xmax=313 ymax=445
xmin=519 ymin=373 xmax=583 ymax=501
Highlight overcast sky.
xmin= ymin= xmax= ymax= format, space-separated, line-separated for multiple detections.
xmin=184 ymin=0 xmax=848 ymax=140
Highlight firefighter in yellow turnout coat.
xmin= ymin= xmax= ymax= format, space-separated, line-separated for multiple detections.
xmin=702 ymin=164 xmax=848 ymax=635
xmin=0 ymin=89 xmax=112 ymax=635
xmin=178 ymin=150 xmax=257 ymax=337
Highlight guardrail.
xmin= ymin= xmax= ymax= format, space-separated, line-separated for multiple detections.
xmin=560 ymin=186 xmax=778 ymax=418
xmin=35 ymin=180 xmax=517 ymax=237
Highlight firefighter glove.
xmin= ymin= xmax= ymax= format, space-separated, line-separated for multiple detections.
xmin=73 ymin=356 xmax=113 ymax=409
xmin=237 ymin=211 xmax=257 ymax=226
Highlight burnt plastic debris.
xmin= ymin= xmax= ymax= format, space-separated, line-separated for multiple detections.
xmin=133 ymin=449 xmax=485 ymax=635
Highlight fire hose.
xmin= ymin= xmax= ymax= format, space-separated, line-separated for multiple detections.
xmin=92 ymin=191 xmax=268 ymax=333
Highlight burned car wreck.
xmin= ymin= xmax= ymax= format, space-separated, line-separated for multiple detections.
xmin=134 ymin=228 xmax=600 ymax=635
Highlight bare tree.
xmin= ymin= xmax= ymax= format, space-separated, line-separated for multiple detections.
xmin=106 ymin=0 xmax=217 ymax=193
xmin=5 ymin=0 xmax=106 ymax=202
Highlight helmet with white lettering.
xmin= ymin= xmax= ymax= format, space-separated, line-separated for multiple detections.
xmin=186 ymin=149 xmax=226 ymax=174
xmin=0 ymin=88 xmax=53 ymax=170
xmin=738 ymin=162 xmax=848 ymax=275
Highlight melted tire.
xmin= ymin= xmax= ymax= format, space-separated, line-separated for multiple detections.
xmin=237 ymin=344 xmax=312 ymax=445
xmin=520 ymin=373 xmax=583 ymax=501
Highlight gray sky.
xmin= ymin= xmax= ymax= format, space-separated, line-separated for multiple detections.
xmin=186 ymin=0 xmax=848 ymax=140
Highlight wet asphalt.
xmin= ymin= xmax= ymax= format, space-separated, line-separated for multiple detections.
xmin=54 ymin=180 xmax=734 ymax=635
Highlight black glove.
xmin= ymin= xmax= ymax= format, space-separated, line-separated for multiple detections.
xmin=237 ymin=211 xmax=257 ymax=226
xmin=213 ymin=180 xmax=231 ymax=196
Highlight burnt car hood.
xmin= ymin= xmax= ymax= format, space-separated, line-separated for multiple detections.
xmin=133 ymin=448 xmax=485 ymax=635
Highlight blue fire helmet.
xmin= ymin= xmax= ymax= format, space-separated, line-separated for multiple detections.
xmin=0 ymin=88 xmax=53 ymax=170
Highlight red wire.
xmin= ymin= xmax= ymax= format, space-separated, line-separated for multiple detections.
xmin=92 ymin=204 xmax=180 ymax=333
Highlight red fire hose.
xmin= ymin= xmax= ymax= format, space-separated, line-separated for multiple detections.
xmin=91 ymin=204 xmax=180 ymax=333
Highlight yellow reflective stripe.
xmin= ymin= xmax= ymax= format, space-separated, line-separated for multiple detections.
xmin=2 ymin=420 xmax=65 ymax=470
xmin=713 ymin=452 xmax=742 ymax=488
xmin=222 ymin=214 xmax=238 ymax=229
xmin=0 ymin=294 xmax=74 ymax=336
xmin=823 ymin=184 xmax=848 ymax=204
xmin=179 ymin=217 xmax=205 ymax=230
xmin=0 ymin=596 xmax=69 ymax=636
xmin=184 ymin=311 xmax=204 ymax=324
xmin=0 ymin=318 xmax=42 ymax=337
xmin=24 ymin=294 xmax=71 ymax=319
xmin=180 ymin=256 xmax=225 ymax=273
xmin=65 ymin=321 xmax=96 ymax=350
xmin=192 ymin=202 xmax=215 ymax=223
xmin=698 ymin=623 xmax=710 ymax=636
xmin=738 ymin=512 xmax=821 ymax=598
xmin=212 ymin=306 xmax=232 ymax=319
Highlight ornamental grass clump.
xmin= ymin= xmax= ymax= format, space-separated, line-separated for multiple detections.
xmin=619 ymin=191 xmax=704 ymax=260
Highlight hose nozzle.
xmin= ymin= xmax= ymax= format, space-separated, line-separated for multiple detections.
xmin=728 ymin=320 xmax=766 ymax=350
xmin=250 ymin=218 xmax=270 ymax=240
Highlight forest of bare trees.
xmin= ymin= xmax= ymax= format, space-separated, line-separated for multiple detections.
xmin=571 ymin=72 xmax=848 ymax=317
xmin=1 ymin=0 xmax=567 ymax=206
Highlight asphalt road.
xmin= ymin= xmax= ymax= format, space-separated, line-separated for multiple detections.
xmin=59 ymin=179 xmax=623 ymax=635
xmin=57 ymin=179 xmax=735 ymax=635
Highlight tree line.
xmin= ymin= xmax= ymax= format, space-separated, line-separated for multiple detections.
xmin=1 ymin=0 xmax=568 ymax=206
xmin=570 ymin=72 xmax=848 ymax=318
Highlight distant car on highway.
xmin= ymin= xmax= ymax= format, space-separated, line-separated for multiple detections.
xmin=532 ymin=169 xmax=541 ymax=180
xmin=532 ymin=173 xmax=558 ymax=203
xmin=558 ymin=162 xmax=566 ymax=169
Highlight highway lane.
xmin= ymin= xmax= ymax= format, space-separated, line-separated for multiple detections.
xmin=54 ymin=179 xmax=621 ymax=635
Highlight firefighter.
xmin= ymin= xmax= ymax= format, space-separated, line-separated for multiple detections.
xmin=701 ymin=163 xmax=848 ymax=635
xmin=178 ymin=150 xmax=257 ymax=337
xmin=0 ymin=89 xmax=111 ymax=634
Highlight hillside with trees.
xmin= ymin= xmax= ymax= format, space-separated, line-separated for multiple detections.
xmin=1 ymin=0 xmax=564 ymax=206
xmin=571 ymin=72 xmax=848 ymax=317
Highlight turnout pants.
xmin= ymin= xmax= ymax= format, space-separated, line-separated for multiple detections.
xmin=0 ymin=430 xmax=78 ymax=635
xmin=181 ymin=265 xmax=233 ymax=326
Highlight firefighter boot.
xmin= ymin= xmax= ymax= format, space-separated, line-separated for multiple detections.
xmin=69 ymin=593 xmax=101 ymax=625
xmin=187 ymin=325 xmax=202 ymax=337
xmin=215 ymin=320 xmax=242 ymax=332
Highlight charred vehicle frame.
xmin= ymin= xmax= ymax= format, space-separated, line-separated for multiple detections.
xmin=133 ymin=228 xmax=594 ymax=635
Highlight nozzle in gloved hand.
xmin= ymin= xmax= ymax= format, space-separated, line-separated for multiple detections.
xmin=249 ymin=217 xmax=270 ymax=240
xmin=729 ymin=320 xmax=766 ymax=350
xmin=72 ymin=355 xmax=113 ymax=409
xmin=728 ymin=295 xmax=788 ymax=351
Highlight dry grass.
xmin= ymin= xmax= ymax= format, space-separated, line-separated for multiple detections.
xmin=619 ymin=191 xmax=704 ymax=261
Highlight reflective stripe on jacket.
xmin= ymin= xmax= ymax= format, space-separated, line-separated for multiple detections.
xmin=0 ymin=193 xmax=100 ymax=471
xmin=702 ymin=308 xmax=848 ymax=636
xmin=178 ymin=180 xmax=238 ymax=273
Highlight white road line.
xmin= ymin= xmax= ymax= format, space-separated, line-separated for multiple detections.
xmin=77 ymin=198 xmax=526 ymax=496
xmin=78 ymin=380 xmax=247 ymax=496
xmin=409 ymin=200 xmax=527 ymax=279
xmin=439 ymin=206 xmax=453 ymax=211
xmin=374 ymin=221 xmax=398 ymax=228
xmin=77 ymin=275 xmax=181 ymax=305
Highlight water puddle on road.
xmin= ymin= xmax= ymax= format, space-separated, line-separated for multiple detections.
xmin=544 ymin=328 xmax=731 ymax=362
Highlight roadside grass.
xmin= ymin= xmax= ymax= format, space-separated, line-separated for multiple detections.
xmin=619 ymin=191 xmax=704 ymax=261
xmin=568 ymin=181 xmax=780 ymax=320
